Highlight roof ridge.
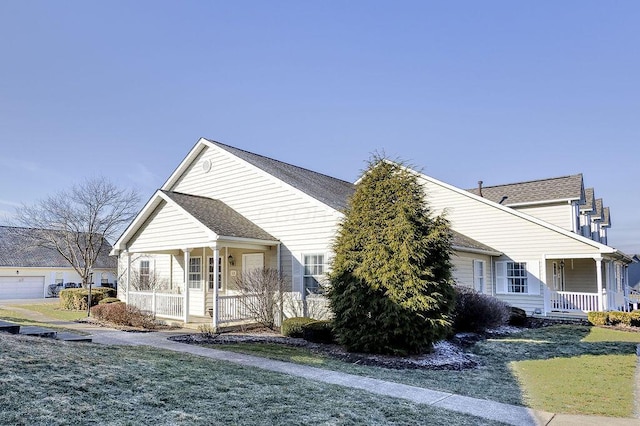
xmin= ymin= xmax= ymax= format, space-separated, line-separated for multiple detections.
xmin=205 ymin=138 xmax=354 ymax=186
xmin=471 ymin=173 xmax=583 ymax=190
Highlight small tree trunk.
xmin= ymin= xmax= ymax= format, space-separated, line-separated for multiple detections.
xmin=86 ymin=278 xmax=92 ymax=317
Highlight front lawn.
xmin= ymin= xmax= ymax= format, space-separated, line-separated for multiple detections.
xmin=0 ymin=333 xmax=503 ymax=425
xmin=10 ymin=302 xmax=87 ymax=321
xmin=207 ymin=325 xmax=640 ymax=417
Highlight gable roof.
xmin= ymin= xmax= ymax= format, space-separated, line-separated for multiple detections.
xmin=0 ymin=226 xmax=115 ymax=269
xmin=468 ymin=174 xmax=584 ymax=206
xmin=593 ymin=198 xmax=603 ymax=220
xmin=581 ymin=188 xmax=596 ymax=213
xmin=161 ymin=191 xmax=277 ymax=242
xmin=602 ymin=206 xmax=611 ymax=228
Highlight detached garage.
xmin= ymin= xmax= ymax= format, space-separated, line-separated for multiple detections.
xmin=0 ymin=226 xmax=117 ymax=299
xmin=0 ymin=276 xmax=45 ymax=299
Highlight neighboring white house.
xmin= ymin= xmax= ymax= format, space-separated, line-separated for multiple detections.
xmin=0 ymin=226 xmax=117 ymax=299
xmin=111 ymin=138 xmax=632 ymax=325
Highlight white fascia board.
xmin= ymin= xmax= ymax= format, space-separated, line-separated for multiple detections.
xmin=413 ymin=169 xmax=616 ymax=254
xmin=504 ymin=198 xmax=578 ymax=208
xmin=156 ymin=191 xmax=219 ymax=241
xmin=452 ymin=246 xmax=503 ymax=257
xmin=199 ymin=139 xmax=343 ymax=217
xmin=161 ymin=138 xmax=208 ymax=191
xmin=111 ymin=190 xmax=165 ymax=253
xmin=216 ymin=236 xmax=280 ymax=246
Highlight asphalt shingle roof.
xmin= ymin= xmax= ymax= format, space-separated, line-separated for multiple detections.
xmin=162 ymin=191 xmax=278 ymax=242
xmin=581 ymin=188 xmax=596 ymax=212
xmin=467 ymin=174 xmax=584 ymax=206
xmin=602 ymin=206 xmax=611 ymax=227
xmin=206 ymin=139 xmax=356 ymax=211
xmin=0 ymin=226 xmax=115 ymax=268
xmin=593 ymin=198 xmax=603 ymax=220
xmin=451 ymin=230 xmax=500 ymax=254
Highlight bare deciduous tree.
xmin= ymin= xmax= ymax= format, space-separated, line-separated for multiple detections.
xmin=129 ymin=268 xmax=169 ymax=292
xmin=233 ymin=268 xmax=287 ymax=330
xmin=14 ymin=177 xmax=140 ymax=313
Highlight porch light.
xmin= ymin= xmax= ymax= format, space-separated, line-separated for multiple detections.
xmin=228 ymin=255 xmax=235 ymax=266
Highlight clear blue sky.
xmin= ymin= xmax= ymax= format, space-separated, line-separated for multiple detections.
xmin=1 ymin=1 xmax=639 ymax=253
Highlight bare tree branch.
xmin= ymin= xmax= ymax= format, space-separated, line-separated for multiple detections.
xmin=13 ymin=177 xmax=140 ymax=288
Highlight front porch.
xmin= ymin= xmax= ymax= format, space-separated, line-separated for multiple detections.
xmin=542 ymin=255 xmax=630 ymax=314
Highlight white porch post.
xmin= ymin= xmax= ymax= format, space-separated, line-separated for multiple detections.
xmin=595 ymin=257 xmax=603 ymax=311
xmin=212 ymin=246 xmax=219 ymax=332
xmin=125 ymin=251 xmax=132 ymax=303
xmin=277 ymin=243 xmax=283 ymax=327
xmin=183 ymin=248 xmax=191 ymax=323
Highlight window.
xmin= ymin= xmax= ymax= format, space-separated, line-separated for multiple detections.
xmin=55 ymin=272 xmax=64 ymax=285
xmin=208 ymin=257 xmax=222 ymax=290
xmin=139 ymin=260 xmax=150 ymax=287
xmin=507 ymin=262 xmax=527 ymax=293
xmin=101 ymin=273 xmax=109 ymax=285
xmin=303 ymin=254 xmax=325 ymax=294
xmin=473 ymin=260 xmax=485 ymax=293
xmin=188 ymin=257 xmax=202 ymax=289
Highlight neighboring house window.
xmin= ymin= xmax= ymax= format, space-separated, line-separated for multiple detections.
xmin=208 ymin=257 xmax=222 ymax=290
xmin=101 ymin=273 xmax=109 ymax=285
xmin=139 ymin=260 xmax=150 ymax=287
xmin=303 ymin=254 xmax=325 ymax=294
xmin=473 ymin=260 xmax=485 ymax=293
xmin=507 ymin=262 xmax=528 ymax=293
xmin=188 ymin=257 xmax=202 ymax=289
xmin=55 ymin=272 xmax=63 ymax=285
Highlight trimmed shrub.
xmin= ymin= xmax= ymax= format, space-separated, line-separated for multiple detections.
xmin=301 ymin=320 xmax=334 ymax=344
xmin=281 ymin=317 xmax=315 ymax=337
xmin=60 ymin=287 xmax=117 ymax=310
xmin=98 ymin=297 xmax=121 ymax=305
xmin=587 ymin=311 xmax=608 ymax=326
xmin=630 ymin=311 xmax=640 ymax=327
xmin=452 ymin=286 xmax=511 ymax=333
xmin=608 ymin=311 xmax=629 ymax=326
xmin=90 ymin=302 xmax=157 ymax=329
xmin=508 ymin=306 xmax=528 ymax=327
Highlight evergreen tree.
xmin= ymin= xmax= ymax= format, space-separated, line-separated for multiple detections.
xmin=328 ymin=157 xmax=455 ymax=355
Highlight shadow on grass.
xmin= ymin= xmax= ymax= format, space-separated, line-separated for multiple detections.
xmin=0 ymin=316 xmax=44 ymax=326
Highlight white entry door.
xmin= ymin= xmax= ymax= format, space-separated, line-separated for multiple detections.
xmin=242 ymin=253 xmax=264 ymax=275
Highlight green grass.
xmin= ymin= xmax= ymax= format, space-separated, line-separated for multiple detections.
xmin=208 ymin=325 xmax=640 ymax=417
xmin=0 ymin=333 xmax=505 ymax=426
xmin=10 ymin=303 xmax=87 ymax=321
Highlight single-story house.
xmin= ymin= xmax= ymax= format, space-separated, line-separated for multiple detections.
xmin=110 ymin=138 xmax=632 ymax=325
xmin=0 ymin=226 xmax=117 ymax=299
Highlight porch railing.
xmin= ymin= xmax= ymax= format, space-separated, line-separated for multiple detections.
xmin=217 ymin=294 xmax=261 ymax=324
xmin=128 ymin=291 xmax=184 ymax=320
xmin=549 ymin=291 xmax=599 ymax=312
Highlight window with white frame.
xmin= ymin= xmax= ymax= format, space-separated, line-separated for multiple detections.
xmin=188 ymin=257 xmax=202 ymax=289
xmin=101 ymin=273 xmax=109 ymax=285
xmin=55 ymin=272 xmax=64 ymax=285
xmin=208 ymin=257 xmax=222 ymax=290
xmin=303 ymin=254 xmax=325 ymax=294
xmin=507 ymin=262 xmax=528 ymax=293
xmin=473 ymin=260 xmax=485 ymax=293
xmin=139 ymin=260 xmax=150 ymax=287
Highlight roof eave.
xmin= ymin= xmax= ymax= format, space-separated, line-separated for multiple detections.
xmin=452 ymin=246 xmax=503 ymax=257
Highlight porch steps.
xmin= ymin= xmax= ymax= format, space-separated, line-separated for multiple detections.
xmin=0 ymin=321 xmax=92 ymax=343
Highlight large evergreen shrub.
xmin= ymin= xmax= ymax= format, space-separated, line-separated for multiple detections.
xmin=328 ymin=157 xmax=456 ymax=355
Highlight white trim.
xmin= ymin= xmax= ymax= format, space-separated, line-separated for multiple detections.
xmin=503 ymin=198 xmax=580 ymax=207
xmin=453 ymin=246 xmax=502 ymax=257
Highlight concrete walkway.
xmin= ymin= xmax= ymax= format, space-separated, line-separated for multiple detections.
xmin=1 ymin=299 xmax=638 ymax=426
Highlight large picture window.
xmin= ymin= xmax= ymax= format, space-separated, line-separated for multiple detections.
xmin=303 ymin=254 xmax=325 ymax=294
xmin=507 ymin=262 xmax=527 ymax=293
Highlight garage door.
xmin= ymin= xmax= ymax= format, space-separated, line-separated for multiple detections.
xmin=0 ymin=276 xmax=45 ymax=299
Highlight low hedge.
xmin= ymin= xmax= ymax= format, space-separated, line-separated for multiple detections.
xmin=60 ymin=287 xmax=117 ymax=310
xmin=91 ymin=302 xmax=157 ymax=329
xmin=98 ymin=297 xmax=121 ymax=305
xmin=301 ymin=320 xmax=334 ymax=344
xmin=587 ymin=311 xmax=640 ymax=327
xmin=452 ymin=286 xmax=511 ymax=333
xmin=281 ymin=317 xmax=315 ymax=337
